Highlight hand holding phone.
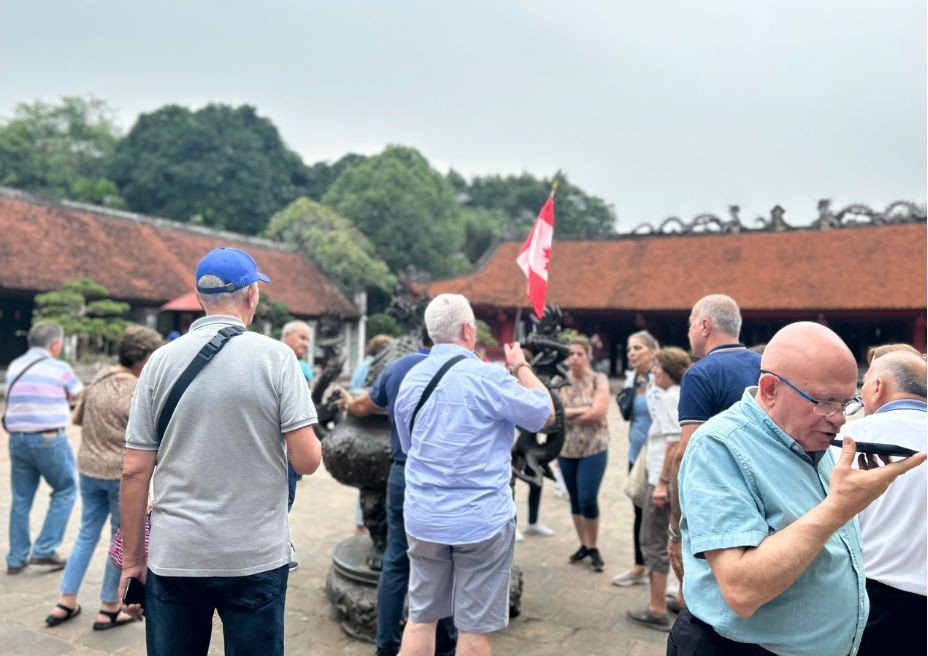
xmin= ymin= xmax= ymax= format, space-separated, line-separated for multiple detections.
xmin=829 ymin=438 xmax=918 ymax=458
xmin=123 ymin=576 xmax=146 ymax=608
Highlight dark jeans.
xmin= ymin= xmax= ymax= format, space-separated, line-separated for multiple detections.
xmin=858 ymin=578 xmax=927 ymax=655
xmin=558 ymin=451 xmax=608 ymax=519
xmin=667 ymin=609 xmax=774 ymax=655
xmin=377 ymin=462 xmax=457 ymax=656
xmin=146 ymin=564 xmax=289 ymax=656
xmin=287 ymin=461 xmax=301 ymax=512
xmin=630 ymin=461 xmax=644 ymax=566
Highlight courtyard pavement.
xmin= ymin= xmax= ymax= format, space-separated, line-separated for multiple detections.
xmin=0 ymin=396 xmax=671 ymax=655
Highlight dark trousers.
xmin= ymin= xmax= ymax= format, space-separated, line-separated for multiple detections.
xmin=287 ymin=461 xmax=301 ymax=512
xmin=376 ymin=462 xmax=457 ymax=656
xmin=146 ymin=564 xmax=289 ymax=656
xmin=667 ymin=609 xmax=774 ymax=656
xmin=558 ymin=451 xmax=608 ymax=519
xmin=628 ymin=461 xmax=644 ymax=565
xmin=858 ymin=578 xmax=927 ymax=655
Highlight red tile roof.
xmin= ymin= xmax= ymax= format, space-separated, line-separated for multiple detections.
xmin=0 ymin=188 xmax=358 ymax=318
xmin=428 ymin=224 xmax=927 ymax=312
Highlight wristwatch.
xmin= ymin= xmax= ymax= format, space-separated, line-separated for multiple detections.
xmin=667 ymin=523 xmax=681 ymax=543
xmin=509 ymin=361 xmax=532 ymax=376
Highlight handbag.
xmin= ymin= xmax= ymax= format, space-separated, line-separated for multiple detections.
xmin=109 ymin=514 xmax=151 ymax=569
xmin=616 ymin=377 xmax=642 ymax=422
xmin=623 ymin=440 xmax=649 ymax=508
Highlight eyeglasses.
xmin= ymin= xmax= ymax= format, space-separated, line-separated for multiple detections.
xmin=760 ymin=370 xmax=862 ymax=417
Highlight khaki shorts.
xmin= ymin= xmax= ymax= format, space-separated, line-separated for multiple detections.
xmin=406 ymin=518 xmax=516 ymax=633
xmin=640 ymin=483 xmax=671 ymax=573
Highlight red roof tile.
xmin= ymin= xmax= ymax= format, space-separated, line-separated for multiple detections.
xmin=428 ymin=224 xmax=927 ymax=312
xmin=0 ymin=189 xmax=358 ymax=318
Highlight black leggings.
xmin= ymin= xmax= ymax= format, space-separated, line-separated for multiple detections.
xmin=629 ymin=461 xmax=644 ymax=566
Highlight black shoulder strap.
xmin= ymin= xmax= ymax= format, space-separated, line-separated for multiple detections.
xmin=2 ymin=355 xmax=50 ymax=432
xmin=155 ymin=325 xmax=245 ymax=443
xmin=408 ymin=354 xmax=466 ymax=436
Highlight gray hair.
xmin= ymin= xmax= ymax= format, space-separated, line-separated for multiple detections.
xmin=281 ymin=320 xmax=310 ymax=337
xmin=628 ymin=330 xmax=659 ymax=351
xmin=694 ymin=294 xmax=742 ymax=338
xmin=28 ymin=321 xmax=64 ymax=348
xmin=424 ymin=294 xmax=474 ymax=344
xmin=882 ymin=355 xmax=927 ymax=398
xmin=196 ymin=275 xmax=254 ymax=310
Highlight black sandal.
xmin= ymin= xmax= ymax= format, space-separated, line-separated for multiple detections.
xmin=93 ymin=608 xmax=139 ymax=631
xmin=45 ymin=603 xmax=81 ymax=627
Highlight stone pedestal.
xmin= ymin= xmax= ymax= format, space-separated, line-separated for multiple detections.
xmin=326 ymin=534 xmax=380 ymax=643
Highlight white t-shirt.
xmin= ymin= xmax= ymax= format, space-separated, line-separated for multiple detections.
xmin=837 ymin=401 xmax=926 ymax=595
xmin=645 ymin=384 xmax=682 ymax=486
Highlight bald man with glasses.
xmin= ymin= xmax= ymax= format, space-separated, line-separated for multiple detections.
xmin=670 ymin=322 xmax=926 ymax=656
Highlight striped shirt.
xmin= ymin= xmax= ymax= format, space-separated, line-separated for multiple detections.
xmin=4 ymin=347 xmax=83 ymax=432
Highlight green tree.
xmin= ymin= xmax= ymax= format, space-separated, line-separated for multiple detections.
xmin=110 ymin=104 xmax=311 ymax=234
xmin=266 ymin=197 xmax=396 ymax=293
xmin=460 ymin=207 xmax=503 ymax=263
xmin=0 ymin=96 xmax=125 ymax=206
xmin=250 ymin=292 xmax=293 ymax=338
xmin=322 ymin=145 xmax=470 ymax=278
xmin=304 ymin=153 xmax=367 ymax=201
xmin=463 ymin=172 xmax=616 ymax=238
xmin=32 ymin=277 xmax=131 ymax=361
xmin=365 ymin=312 xmax=404 ymax=338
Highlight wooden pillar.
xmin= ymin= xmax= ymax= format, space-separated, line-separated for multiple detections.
xmin=914 ymin=315 xmax=927 ymax=353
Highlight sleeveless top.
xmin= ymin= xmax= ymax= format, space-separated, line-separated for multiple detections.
xmin=558 ymin=371 xmax=610 ymax=458
xmin=628 ymin=392 xmax=652 ymax=464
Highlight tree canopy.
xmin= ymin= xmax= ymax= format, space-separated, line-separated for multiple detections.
xmin=0 ymin=96 xmax=124 ymax=207
xmin=110 ymin=104 xmax=310 ymax=234
xmin=266 ymin=196 xmax=396 ymax=293
xmin=322 ymin=146 xmax=470 ymax=278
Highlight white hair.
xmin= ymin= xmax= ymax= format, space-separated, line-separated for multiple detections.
xmin=28 ymin=321 xmax=64 ymax=348
xmin=196 ymin=275 xmax=254 ymax=310
xmin=281 ymin=320 xmax=310 ymax=337
xmin=424 ymin=294 xmax=474 ymax=344
xmin=694 ymin=294 xmax=742 ymax=338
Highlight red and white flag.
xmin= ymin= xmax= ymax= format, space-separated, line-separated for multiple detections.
xmin=516 ymin=194 xmax=555 ymax=319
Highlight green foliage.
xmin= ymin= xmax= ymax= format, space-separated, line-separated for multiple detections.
xmin=304 ymin=153 xmax=367 ymax=201
xmin=110 ymin=104 xmax=311 ymax=234
xmin=32 ymin=277 xmax=131 ymax=361
xmin=365 ymin=312 xmax=404 ymax=338
xmin=476 ymin=319 xmax=499 ymax=348
xmin=0 ymin=96 xmax=125 ymax=206
xmin=266 ymin=197 xmax=396 ymax=293
xmin=463 ymin=172 xmax=616 ymax=238
xmin=322 ymin=145 xmax=470 ymax=278
xmin=249 ymin=292 xmax=293 ymax=337
xmin=460 ymin=207 xmax=503 ymax=263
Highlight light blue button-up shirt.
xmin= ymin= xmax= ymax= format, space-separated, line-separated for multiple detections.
xmin=395 ymin=343 xmax=551 ymax=545
xmin=679 ymin=388 xmax=867 ymax=656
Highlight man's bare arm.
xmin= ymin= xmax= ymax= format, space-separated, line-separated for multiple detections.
xmin=669 ymin=423 xmax=701 ymax=529
xmin=505 ymin=342 xmax=556 ymax=428
xmin=286 ymin=425 xmax=322 ymax=475
xmin=705 ymin=438 xmax=927 ymax=618
xmin=119 ymin=448 xmax=156 ymax=617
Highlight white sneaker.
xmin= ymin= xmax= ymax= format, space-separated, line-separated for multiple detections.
xmin=289 ymin=541 xmax=299 ymax=572
xmin=553 ymin=486 xmax=569 ymax=499
xmin=611 ymin=568 xmax=648 ymax=587
xmin=515 ymin=529 xmax=525 ymax=542
xmin=523 ymin=523 xmax=555 ymax=537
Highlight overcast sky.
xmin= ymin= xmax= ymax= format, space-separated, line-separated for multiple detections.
xmin=2 ymin=1 xmax=924 ymax=230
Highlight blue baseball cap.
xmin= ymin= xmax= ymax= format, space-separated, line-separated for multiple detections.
xmin=195 ymin=247 xmax=271 ymax=294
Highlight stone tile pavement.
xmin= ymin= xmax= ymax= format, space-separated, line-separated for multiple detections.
xmin=0 ymin=398 xmax=671 ymax=655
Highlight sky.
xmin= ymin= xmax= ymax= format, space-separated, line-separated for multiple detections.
xmin=1 ymin=1 xmax=925 ymax=231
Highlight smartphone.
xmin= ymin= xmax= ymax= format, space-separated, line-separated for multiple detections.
xmin=123 ymin=577 xmax=146 ymax=607
xmin=830 ymin=439 xmax=918 ymax=458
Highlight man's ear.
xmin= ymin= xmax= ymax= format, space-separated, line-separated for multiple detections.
xmin=758 ymin=373 xmax=777 ymax=405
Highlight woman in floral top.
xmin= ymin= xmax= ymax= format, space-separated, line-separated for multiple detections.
xmin=558 ymin=335 xmax=611 ymax=572
xmin=45 ymin=326 xmax=162 ymax=631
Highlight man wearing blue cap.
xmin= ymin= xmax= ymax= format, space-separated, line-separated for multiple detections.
xmin=119 ymin=246 xmax=323 ymax=656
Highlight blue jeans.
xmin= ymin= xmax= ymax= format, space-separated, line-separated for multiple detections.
xmin=376 ymin=462 xmax=456 ymax=656
xmin=146 ymin=564 xmax=289 ymax=656
xmin=7 ymin=431 xmax=77 ymax=567
xmin=558 ymin=450 xmax=608 ymax=519
xmin=59 ymin=475 xmax=121 ymax=602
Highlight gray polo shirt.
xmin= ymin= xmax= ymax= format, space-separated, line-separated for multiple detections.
xmin=126 ymin=315 xmax=317 ymax=577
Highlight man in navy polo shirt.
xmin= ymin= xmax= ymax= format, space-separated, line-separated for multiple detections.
xmin=342 ymin=331 xmax=457 ymax=656
xmin=666 ymin=294 xmax=761 ymax=580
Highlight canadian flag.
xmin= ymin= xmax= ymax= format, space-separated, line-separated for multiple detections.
xmin=516 ymin=195 xmax=555 ymax=319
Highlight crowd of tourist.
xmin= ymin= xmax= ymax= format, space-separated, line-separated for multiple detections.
xmin=3 ymin=247 xmax=925 ymax=656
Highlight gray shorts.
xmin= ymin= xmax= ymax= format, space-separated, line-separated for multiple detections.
xmin=406 ymin=518 xmax=516 ymax=634
xmin=639 ymin=483 xmax=670 ymax=573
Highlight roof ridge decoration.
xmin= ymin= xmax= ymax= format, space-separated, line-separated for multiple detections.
xmin=0 ymin=186 xmax=298 ymax=253
xmin=630 ymin=199 xmax=926 ymax=236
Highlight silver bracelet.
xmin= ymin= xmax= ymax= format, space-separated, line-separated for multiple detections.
xmin=667 ymin=523 xmax=681 ymax=543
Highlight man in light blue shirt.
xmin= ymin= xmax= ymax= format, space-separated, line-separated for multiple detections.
xmin=394 ymin=293 xmax=553 ymax=656
xmin=675 ymin=322 xmax=926 ymax=656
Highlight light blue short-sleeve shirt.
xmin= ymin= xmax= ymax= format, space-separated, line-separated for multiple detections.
xmin=395 ymin=344 xmax=551 ymax=545
xmin=679 ymin=388 xmax=867 ymax=656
